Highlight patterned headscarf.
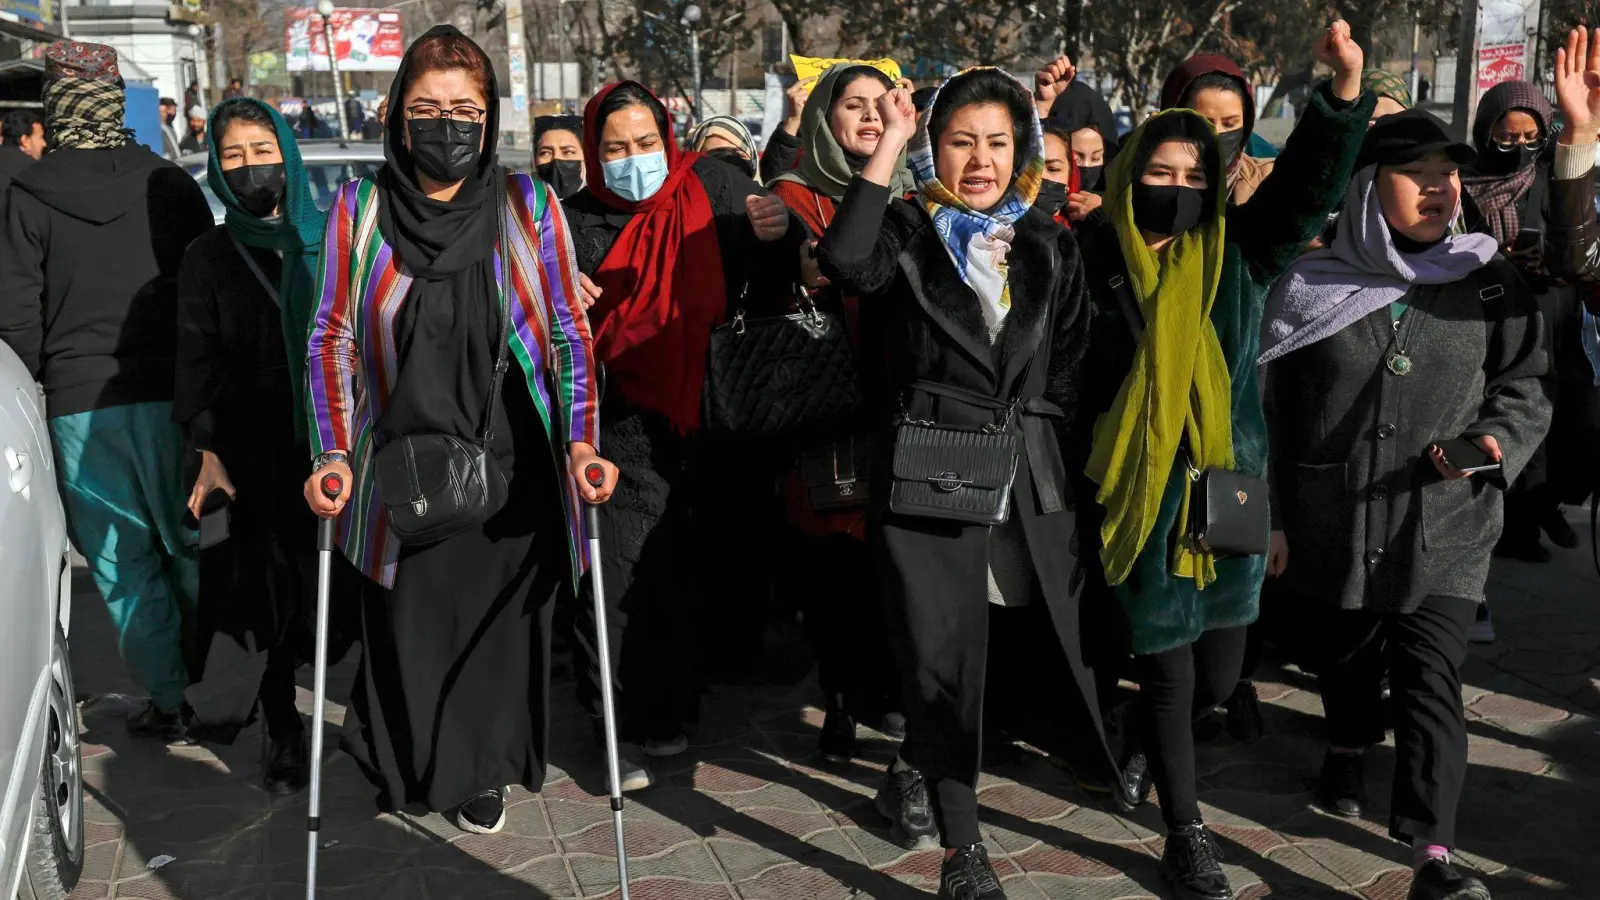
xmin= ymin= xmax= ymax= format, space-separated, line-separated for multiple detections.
xmin=42 ymin=41 xmax=129 ymax=150
xmin=909 ymin=67 xmax=1045 ymax=339
xmin=1361 ymin=69 xmax=1414 ymax=109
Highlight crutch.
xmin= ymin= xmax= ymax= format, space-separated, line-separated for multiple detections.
xmin=583 ymin=463 xmax=631 ymax=900
xmin=306 ymin=471 xmax=343 ymax=900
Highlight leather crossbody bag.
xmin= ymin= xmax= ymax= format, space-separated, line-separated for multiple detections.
xmin=1106 ymin=272 xmax=1269 ymax=557
xmin=799 ymin=434 xmax=872 ymax=512
xmin=372 ymin=181 xmax=514 ymax=547
xmin=887 ymin=370 xmax=1030 ymax=527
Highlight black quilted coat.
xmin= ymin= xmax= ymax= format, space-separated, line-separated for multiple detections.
xmin=817 ymin=177 xmax=1115 ymax=782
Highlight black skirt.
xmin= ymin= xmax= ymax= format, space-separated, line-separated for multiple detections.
xmin=340 ymin=373 xmax=568 ymax=813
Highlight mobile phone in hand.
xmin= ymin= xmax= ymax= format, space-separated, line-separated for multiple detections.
xmin=1511 ymin=227 xmax=1542 ymax=254
xmin=1432 ymin=438 xmax=1502 ymax=475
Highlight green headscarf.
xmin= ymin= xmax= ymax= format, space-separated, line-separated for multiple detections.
xmin=205 ymin=98 xmax=324 ymax=441
xmin=1086 ymin=109 xmax=1234 ymax=590
xmin=1361 ymin=68 xmax=1414 ymax=110
xmin=772 ymin=63 xmax=915 ymax=201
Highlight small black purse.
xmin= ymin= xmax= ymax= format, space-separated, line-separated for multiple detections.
xmin=1106 ymin=272 xmax=1269 ymax=557
xmin=372 ymin=181 xmax=513 ymax=547
xmin=799 ymin=434 xmax=871 ymax=512
xmin=704 ymin=295 xmax=865 ymax=438
xmin=886 ymin=379 xmax=1024 ymax=527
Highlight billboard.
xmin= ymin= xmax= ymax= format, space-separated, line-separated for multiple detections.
xmin=1478 ymin=42 xmax=1526 ymax=91
xmin=285 ymin=8 xmax=405 ymax=73
xmin=0 ymin=0 xmax=53 ymax=27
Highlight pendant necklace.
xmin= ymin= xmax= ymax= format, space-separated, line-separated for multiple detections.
xmin=1386 ymin=299 xmax=1428 ymax=377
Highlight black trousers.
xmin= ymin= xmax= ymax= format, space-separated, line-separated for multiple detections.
xmin=1317 ymin=595 xmax=1476 ymax=847
xmin=1133 ymin=625 xmax=1250 ymax=830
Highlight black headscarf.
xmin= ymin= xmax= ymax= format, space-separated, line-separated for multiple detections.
xmin=1046 ymin=81 xmax=1120 ymax=190
xmin=377 ymin=24 xmax=502 ymax=280
xmin=375 ymin=25 xmax=507 ymax=443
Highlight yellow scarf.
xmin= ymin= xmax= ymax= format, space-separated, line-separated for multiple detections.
xmin=1086 ymin=110 xmax=1235 ymax=589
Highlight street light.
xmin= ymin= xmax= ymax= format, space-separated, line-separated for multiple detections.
xmin=316 ymin=0 xmax=350 ymax=143
xmin=682 ymin=3 xmax=701 ymax=120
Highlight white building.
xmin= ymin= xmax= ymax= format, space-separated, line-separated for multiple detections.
xmin=61 ymin=0 xmax=209 ymax=103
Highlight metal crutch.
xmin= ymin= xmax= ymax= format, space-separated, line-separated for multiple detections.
xmin=583 ymin=463 xmax=631 ymax=900
xmin=306 ymin=471 xmax=344 ymax=900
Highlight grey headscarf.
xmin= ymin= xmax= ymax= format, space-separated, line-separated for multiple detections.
xmin=1260 ymin=165 xmax=1500 ymax=364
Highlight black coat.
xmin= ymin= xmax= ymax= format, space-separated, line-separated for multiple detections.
xmin=818 ymin=178 xmax=1112 ymax=773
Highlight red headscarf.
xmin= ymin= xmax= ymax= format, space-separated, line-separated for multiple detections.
xmin=583 ymin=82 xmax=726 ymax=433
xmin=1159 ymin=54 xmax=1256 ymax=176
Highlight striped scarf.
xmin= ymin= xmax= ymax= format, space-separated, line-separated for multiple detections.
xmin=44 ymin=77 xmax=129 ymax=150
xmin=908 ymin=67 xmax=1045 ymax=339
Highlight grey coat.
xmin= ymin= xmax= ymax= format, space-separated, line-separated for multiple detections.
xmin=1266 ymin=256 xmax=1553 ymax=613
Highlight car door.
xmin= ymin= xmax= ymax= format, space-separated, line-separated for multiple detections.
xmin=0 ymin=375 xmax=51 ymax=889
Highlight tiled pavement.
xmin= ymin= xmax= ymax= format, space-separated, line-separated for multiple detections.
xmin=63 ymin=509 xmax=1600 ymax=900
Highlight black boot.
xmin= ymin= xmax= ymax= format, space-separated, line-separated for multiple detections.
xmin=127 ymin=700 xmax=189 ymax=744
xmin=1224 ymin=681 xmax=1265 ymax=743
xmin=819 ymin=696 xmax=856 ymax=763
xmin=1318 ymin=750 xmax=1366 ymax=818
xmin=263 ymin=730 xmax=309 ymax=796
xmin=938 ymin=843 xmax=1006 ymax=900
xmin=1542 ymin=506 xmax=1580 ymax=549
xmin=1407 ymin=858 xmax=1491 ymax=900
xmin=1114 ymin=732 xmax=1152 ymax=813
xmin=1160 ymin=821 xmax=1231 ymax=900
xmin=874 ymin=766 xmax=939 ymax=850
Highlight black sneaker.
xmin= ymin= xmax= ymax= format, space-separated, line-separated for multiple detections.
xmin=939 ymin=843 xmax=1006 ymax=900
xmin=455 ymin=787 xmax=507 ymax=835
xmin=1542 ymin=508 xmax=1580 ymax=550
xmin=1407 ymin=858 xmax=1491 ymax=900
xmin=874 ymin=767 xmax=939 ymax=850
xmin=1318 ymin=751 xmax=1366 ymax=818
xmin=1224 ymin=681 xmax=1265 ymax=743
xmin=879 ymin=711 xmax=908 ymax=741
xmin=820 ymin=709 xmax=856 ymax=762
xmin=264 ymin=732 xmax=309 ymax=796
xmin=1114 ymin=746 xmax=1152 ymax=813
xmin=1161 ymin=821 xmax=1231 ymax=900
xmin=127 ymin=700 xmax=188 ymax=744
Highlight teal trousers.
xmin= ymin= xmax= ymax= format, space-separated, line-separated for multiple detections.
xmin=50 ymin=402 xmax=197 ymax=711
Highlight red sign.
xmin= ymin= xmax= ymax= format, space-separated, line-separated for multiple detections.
xmin=285 ymin=8 xmax=405 ymax=73
xmin=1478 ymin=42 xmax=1527 ymax=91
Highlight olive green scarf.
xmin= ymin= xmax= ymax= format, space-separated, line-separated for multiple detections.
xmin=1086 ymin=110 xmax=1235 ymax=589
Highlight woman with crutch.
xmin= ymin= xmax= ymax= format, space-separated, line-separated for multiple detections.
xmin=301 ymin=25 xmax=616 ymax=835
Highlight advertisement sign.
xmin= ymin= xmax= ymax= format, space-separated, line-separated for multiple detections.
xmin=1478 ymin=42 xmax=1526 ymax=91
xmin=0 ymin=0 xmax=52 ymax=27
xmin=285 ymin=8 xmax=405 ymax=73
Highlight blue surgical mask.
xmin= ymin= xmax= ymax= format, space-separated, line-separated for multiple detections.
xmin=603 ymin=150 xmax=669 ymax=202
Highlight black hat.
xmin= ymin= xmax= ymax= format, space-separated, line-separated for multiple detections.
xmin=1357 ymin=108 xmax=1476 ymax=171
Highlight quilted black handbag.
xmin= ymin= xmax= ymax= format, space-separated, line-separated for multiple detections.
xmin=703 ymin=296 xmax=864 ymax=438
xmin=372 ymin=181 xmax=513 ymax=547
xmin=887 ymin=379 xmax=1025 ymax=527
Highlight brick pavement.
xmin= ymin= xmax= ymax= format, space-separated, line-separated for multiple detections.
xmin=62 ymin=509 xmax=1599 ymax=900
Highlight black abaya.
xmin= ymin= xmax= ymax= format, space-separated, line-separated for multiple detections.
xmin=341 ymin=372 xmax=566 ymax=812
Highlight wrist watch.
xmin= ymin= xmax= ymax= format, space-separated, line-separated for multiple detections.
xmin=312 ymin=451 xmax=349 ymax=472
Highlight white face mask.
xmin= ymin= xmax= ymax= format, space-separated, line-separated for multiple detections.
xmin=602 ymin=150 xmax=668 ymax=202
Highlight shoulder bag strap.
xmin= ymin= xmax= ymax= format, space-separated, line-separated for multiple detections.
xmin=227 ymin=231 xmax=282 ymax=310
xmin=479 ymin=175 xmax=514 ymax=443
xmin=1107 ymin=272 xmax=1144 ymax=342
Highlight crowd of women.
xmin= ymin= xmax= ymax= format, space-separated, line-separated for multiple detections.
xmin=11 ymin=17 xmax=1600 ymax=900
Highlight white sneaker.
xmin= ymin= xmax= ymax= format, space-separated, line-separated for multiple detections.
xmin=1468 ymin=606 xmax=1496 ymax=644
xmin=612 ymin=743 xmax=654 ymax=793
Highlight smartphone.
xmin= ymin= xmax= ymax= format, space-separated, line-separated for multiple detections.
xmin=1511 ymin=227 xmax=1542 ymax=253
xmin=1432 ymin=438 xmax=1502 ymax=475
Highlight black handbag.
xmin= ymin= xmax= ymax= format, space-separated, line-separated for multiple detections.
xmin=799 ymin=434 xmax=871 ymax=512
xmin=372 ymin=181 xmax=513 ymax=547
xmin=887 ymin=379 xmax=1025 ymax=527
xmin=1106 ymin=271 xmax=1269 ymax=557
xmin=704 ymin=295 xmax=864 ymax=438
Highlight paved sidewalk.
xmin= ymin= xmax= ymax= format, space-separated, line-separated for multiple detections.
xmin=64 ymin=511 xmax=1599 ymax=900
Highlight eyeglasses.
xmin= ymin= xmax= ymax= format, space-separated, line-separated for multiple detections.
xmin=1491 ymin=136 xmax=1546 ymax=152
xmin=405 ymin=103 xmax=487 ymax=124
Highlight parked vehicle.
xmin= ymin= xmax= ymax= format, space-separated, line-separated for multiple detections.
xmin=0 ymin=342 xmax=81 ymax=900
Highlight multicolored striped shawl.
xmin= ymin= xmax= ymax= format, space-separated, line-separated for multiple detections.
xmin=307 ymin=172 xmax=600 ymax=589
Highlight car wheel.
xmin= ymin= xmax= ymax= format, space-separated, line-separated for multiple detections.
xmin=19 ymin=624 xmax=83 ymax=900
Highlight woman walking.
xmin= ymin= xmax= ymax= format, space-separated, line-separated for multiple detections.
xmin=817 ymin=69 xmax=1116 ymax=900
xmin=1074 ymin=22 xmax=1372 ymax=900
xmin=564 ymin=81 xmax=806 ymax=758
xmin=768 ymin=62 xmax=909 ymax=761
xmin=1263 ymin=108 xmax=1550 ymax=900
xmin=174 ymin=97 xmax=334 ymax=793
xmin=303 ymin=26 xmax=615 ymax=833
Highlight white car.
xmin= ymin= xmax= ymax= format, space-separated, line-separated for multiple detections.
xmin=0 ymin=342 xmax=82 ymax=899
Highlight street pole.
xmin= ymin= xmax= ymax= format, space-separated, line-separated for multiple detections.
xmin=318 ymin=0 xmax=350 ymax=142
xmin=507 ymin=0 xmax=530 ymax=144
xmin=690 ymin=30 xmax=701 ymax=120
xmin=1410 ymin=14 xmax=1421 ymax=105
xmin=559 ymin=3 xmax=567 ymax=114
xmin=1452 ymin=0 xmax=1480 ymax=142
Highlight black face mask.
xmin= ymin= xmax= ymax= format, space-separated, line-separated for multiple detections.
xmin=1076 ymin=164 xmax=1103 ymax=191
xmin=1481 ymin=142 xmax=1539 ymax=174
xmin=1131 ymin=183 xmax=1206 ymax=236
xmin=705 ymin=146 xmax=756 ymax=179
xmin=1035 ymin=178 xmax=1068 ymax=215
xmin=222 ymin=163 xmax=287 ymax=218
xmin=406 ymin=118 xmax=483 ymax=183
xmin=537 ymin=159 xmax=584 ymax=199
xmin=1216 ymin=128 xmax=1246 ymax=170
